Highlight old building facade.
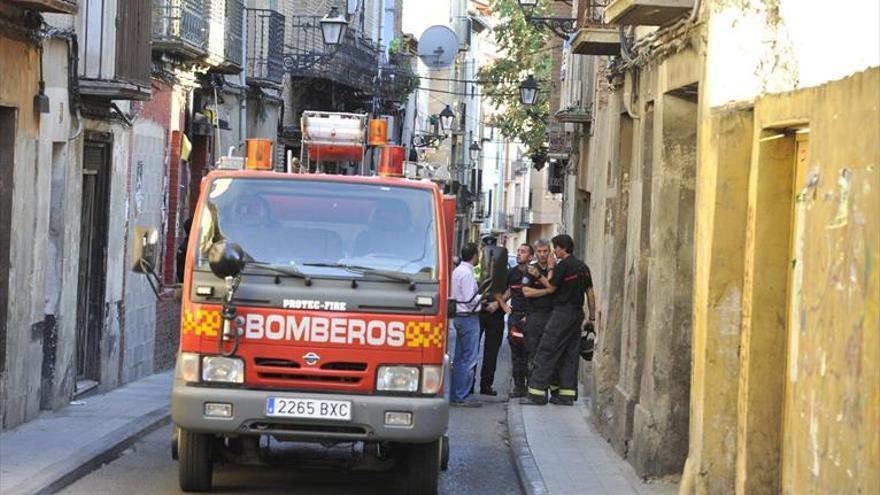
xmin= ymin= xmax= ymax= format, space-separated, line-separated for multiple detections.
xmin=1 ymin=0 xmax=81 ymax=427
xmin=0 ymin=0 xmax=286 ymax=430
xmin=557 ymin=0 xmax=878 ymax=492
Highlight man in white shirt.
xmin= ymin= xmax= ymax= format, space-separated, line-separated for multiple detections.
xmin=450 ymin=243 xmax=483 ymax=407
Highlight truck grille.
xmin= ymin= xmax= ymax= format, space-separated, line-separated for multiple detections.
xmin=254 ymin=358 xmax=301 ymax=368
xmin=252 ymin=357 xmax=369 ymax=389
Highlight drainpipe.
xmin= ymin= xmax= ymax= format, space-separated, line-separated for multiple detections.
xmin=239 ymin=6 xmax=247 ymax=152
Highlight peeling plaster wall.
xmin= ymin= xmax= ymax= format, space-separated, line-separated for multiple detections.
xmin=682 ymin=3 xmax=879 ymax=493
xmin=0 ymin=23 xmax=80 ymax=429
xmin=706 ymin=0 xmax=880 ymax=106
xmin=574 ymin=35 xmax=701 ymax=478
xmin=743 ymin=68 xmax=879 ymax=495
xmin=122 ymin=120 xmax=167 ymax=383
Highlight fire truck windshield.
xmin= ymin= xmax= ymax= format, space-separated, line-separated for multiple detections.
xmin=195 ymin=178 xmax=439 ymax=281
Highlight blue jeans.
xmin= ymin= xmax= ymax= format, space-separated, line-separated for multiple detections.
xmin=452 ymin=315 xmax=480 ymax=402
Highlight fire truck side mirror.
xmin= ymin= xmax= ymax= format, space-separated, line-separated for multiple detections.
xmin=131 ymin=226 xmax=160 ymax=274
xmin=207 ymin=241 xmax=245 ymax=280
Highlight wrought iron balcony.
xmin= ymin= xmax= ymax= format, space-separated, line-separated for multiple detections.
xmin=515 ymin=207 xmax=531 ymax=229
xmin=246 ymin=9 xmax=285 ymax=87
xmin=555 ymin=105 xmax=593 ymax=123
xmin=378 ymin=52 xmax=418 ymax=103
xmin=223 ymin=0 xmax=244 ymax=70
xmin=6 ymin=0 xmax=77 ymax=14
xmin=572 ymin=0 xmax=621 ymax=55
xmin=284 ymin=14 xmax=381 ymax=94
xmin=153 ymin=0 xmax=208 ymax=59
xmin=493 ymin=212 xmax=509 ymax=232
xmin=505 ymin=214 xmax=517 ymax=232
xmin=204 ymin=0 xmax=243 ymax=72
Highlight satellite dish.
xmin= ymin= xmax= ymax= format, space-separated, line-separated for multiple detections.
xmin=418 ymin=25 xmax=458 ymax=70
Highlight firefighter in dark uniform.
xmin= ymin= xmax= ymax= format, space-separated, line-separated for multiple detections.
xmin=476 ymin=235 xmax=505 ymax=396
xmin=497 ymin=243 xmax=533 ymax=398
xmin=522 ymin=239 xmax=555 ymax=380
xmin=522 ymin=234 xmax=596 ymax=406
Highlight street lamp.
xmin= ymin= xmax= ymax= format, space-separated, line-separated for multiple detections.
xmin=469 ymin=141 xmax=481 ymax=162
xmin=519 ymin=75 xmax=539 ymax=106
xmin=439 ymin=105 xmax=456 ymax=134
xmin=320 ymin=7 xmax=348 ymax=46
xmin=516 ymin=0 xmax=577 ymax=40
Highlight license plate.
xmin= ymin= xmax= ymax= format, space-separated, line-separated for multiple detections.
xmin=266 ymin=397 xmax=352 ymax=421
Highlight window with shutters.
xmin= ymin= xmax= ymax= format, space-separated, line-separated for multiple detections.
xmin=116 ymin=0 xmax=153 ymax=88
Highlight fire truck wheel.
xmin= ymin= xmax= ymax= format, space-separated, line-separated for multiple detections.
xmin=405 ymin=439 xmax=441 ymax=495
xmin=178 ymin=429 xmax=213 ymax=492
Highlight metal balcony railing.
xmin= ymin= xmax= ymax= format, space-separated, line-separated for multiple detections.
xmin=378 ymin=52 xmax=418 ymax=103
xmin=203 ymin=0 xmax=243 ymax=71
xmin=247 ymin=9 xmax=285 ymax=86
xmin=153 ymin=0 xmax=208 ymax=59
xmin=224 ymin=0 xmax=244 ymax=69
xmin=516 ymin=207 xmax=531 ymax=228
xmin=493 ymin=213 xmax=507 ymax=232
xmin=505 ymin=214 xmax=516 ymax=231
xmin=285 ymin=15 xmax=381 ymax=93
xmin=582 ymin=0 xmax=612 ymax=27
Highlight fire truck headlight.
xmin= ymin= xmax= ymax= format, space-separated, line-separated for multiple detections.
xmin=377 ymin=366 xmax=420 ymax=393
xmin=421 ymin=365 xmax=443 ymax=395
xmin=202 ymin=356 xmax=245 ymax=384
xmin=176 ymin=352 xmax=200 ymax=383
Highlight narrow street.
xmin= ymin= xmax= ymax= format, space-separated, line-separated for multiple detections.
xmin=59 ymin=345 xmax=520 ymax=495
xmin=0 ymin=1 xmax=877 ymax=494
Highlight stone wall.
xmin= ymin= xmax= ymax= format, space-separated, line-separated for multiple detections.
xmin=575 ymin=30 xmax=702 ymax=480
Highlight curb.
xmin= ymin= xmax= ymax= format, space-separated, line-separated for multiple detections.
xmin=4 ymin=406 xmax=171 ymax=495
xmin=507 ymin=399 xmax=550 ymax=495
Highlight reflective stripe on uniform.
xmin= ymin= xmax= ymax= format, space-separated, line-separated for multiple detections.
xmin=558 ymin=388 xmax=577 ymax=397
xmin=528 ymin=387 xmax=546 ymax=396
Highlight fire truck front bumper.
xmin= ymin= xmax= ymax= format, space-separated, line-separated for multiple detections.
xmin=171 ymin=381 xmax=449 ymax=443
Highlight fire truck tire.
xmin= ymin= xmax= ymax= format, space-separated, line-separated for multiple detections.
xmin=405 ymin=439 xmax=441 ymax=495
xmin=178 ymin=429 xmax=213 ymax=492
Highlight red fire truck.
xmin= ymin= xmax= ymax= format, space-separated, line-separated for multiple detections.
xmin=132 ymin=115 xmax=460 ymax=494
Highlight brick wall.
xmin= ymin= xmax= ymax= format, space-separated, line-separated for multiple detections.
xmin=162 ymin=130 xmax=183 ymax=285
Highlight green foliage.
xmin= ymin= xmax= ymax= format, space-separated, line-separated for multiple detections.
xmin=477 ymin=0 xmax=552 ymax=158
xmin=388 ymin=37 xmax=403 ymax=56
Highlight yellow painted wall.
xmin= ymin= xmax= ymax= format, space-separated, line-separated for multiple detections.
xmin=0 ymin=37 xmax=40 ymax=135
xmin=681 ymin=104 xmax=753 ymax=495
xmin=684 ymin=67 xmax=879 ymax=494
xmin=750 ymin=68 xmax=879 ymax=495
